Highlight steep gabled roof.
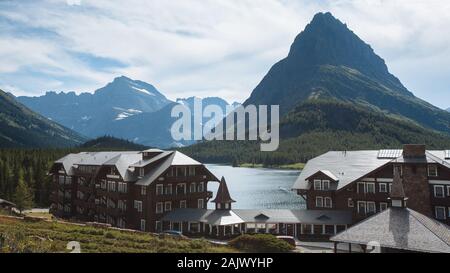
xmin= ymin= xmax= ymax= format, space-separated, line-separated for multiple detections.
xmin=331 ymin=208 xmax=450 ymax=253
xmin=212 ymin=177 xmax=235 ymax=203
xmin=305 ymin=170 xmax=339 ymax=182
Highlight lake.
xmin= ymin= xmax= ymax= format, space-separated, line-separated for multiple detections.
xmin=205 ymin=164 xmax=306 ymax=209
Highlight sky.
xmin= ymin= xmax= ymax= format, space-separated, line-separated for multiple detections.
xmin=0 ymin=0 xmax=449 ymax=108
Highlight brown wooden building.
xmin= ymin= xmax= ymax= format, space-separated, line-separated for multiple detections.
xmin=293 ymin=144 xmax=450 ymax=226
xmin=49 ymin=149 xmax=219 ymax=232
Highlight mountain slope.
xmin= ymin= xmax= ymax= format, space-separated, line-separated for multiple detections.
xmin=17 ymin=76 xmax=172 ymax=138
xmin=80 ymin=136 xmax=148 ymax=150
xmin=244 ymin=12 xmax=450 ymax=133
xmin=0 ymin=89 xmax=86 ymax=148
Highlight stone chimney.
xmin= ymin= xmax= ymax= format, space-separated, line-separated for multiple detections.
xmin=403 ymin=144 xmax=426 ymax=158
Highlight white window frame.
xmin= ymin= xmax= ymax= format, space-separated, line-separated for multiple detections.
xmin=140 ymin=219 xmax=146 ymax=231
xmin=348 ymin=198 xmax=354 ymax=208
xmin=434 ymin=185 xmax=445 ymax=198
xmin=316 ymin=197 xmax=323 ymax=208
xmin=357 ymin=201 xmax=366 ymax=214
xmin=428 ymin=165 xmax=438 ymax=177
xmin=379 ymin=183 xmax=387 ymax=193
xmin=134 ymin=200 xmax=142 ymax=212
xmin=180 ymin=200 xmax=187 ymax=209
xmin=380 ymin=202 xmax=388 ymax=211
xmin=156 ymin=202 xmax=164 ymax=214
xmin=165 ymin=184 xmax=172 ymax=195
xmin=190 ymin=182 xmax=196 ymax=193
xmin=447 ymin=186 xmax=450 ymax=197
xmin=141 ymin=186 xmax=147 ymax=195
xmin=366 ymin=183 xmax=375 ymax=194
xmin=324 ymin=197 xmax=332 ymax=208
xmin=367 ymin=202 xmax=376 ymax=214
xmin=198 ymin=182 xmax=204 ymax=192
xmin=314 ymin=180 xmax=322 ymax=191
xmin=435 ymin=206 xmax=446 ymax=220
xmin=357 ymin=182 xmax=366 ymax=194
xmin=155 ymin=221 xmax=162 ymax=232
xmin=156 ymin=184 xmax=164 ymax=195
xmin=322 ymin=180 xmax=330 ymax=191
xmin=164 ymin=201 xmax=172 ymax=212
xmin=198 ymin=199 xmax=204 ymax=209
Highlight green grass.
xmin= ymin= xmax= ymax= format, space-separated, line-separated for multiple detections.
xmin=0 ymin=216 xmax=236 ymax=253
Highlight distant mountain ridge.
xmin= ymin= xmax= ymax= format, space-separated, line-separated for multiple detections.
xmin=0 ymin=89 xmax=86 ymax=148
xmin=17 ymin=76 xmax=172 ymax=138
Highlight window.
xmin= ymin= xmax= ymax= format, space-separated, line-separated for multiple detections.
xmin=316 ymin=197 xmax=323 ymax=208
xmin=134 ymin=200 xmax=142 ymax=212
xmin=322 ymin=180 xmax=330 ymax=191
xmin=314 ymin=180 xmax=322 ymax=190
xmin=156 ymin=184 xmax=164 ymax=195
xmin=156 ymin=202 xmax=163 ymax=214
xmin=324 ymin=197 xmax=332 ymax=208
xmin=367 ymin=202 xmax=376 ymax=214
xmin=118 ymin=182 xmax=128 ymax=193
xmin=357 ymin=182 xmax=365 ymax=194
xmin=107 ymin=181 xmax=116 ymax=192
xmin=167 ymin=168 xmax=174 ymax=177
xmin=155 ymin=221 xmax=162 ymax=232
xmin=348 ymin=198 xmax=354 ymax=207
xmin=65 ymin=176 xmax=72 ymax=185
xmin=366 ymin=183 xmax=375 ymax=194
xmin=189 ymin=166 xmax=196 ymax=176
xmin=428 ymin=165 xmax=438 ymax=177
xmin=165 ymin=184 xmax=172 ymax=195
xmin=141 ymin=186 xmax=147 ymax=195
xmin=198 ymin=199 xmax=204 ymax=209
xmin=380 ymin=202 xmax=388 ymax=211
xmin=180 ymin=200 xmax=186 ymax=208
xmin=388 ymin=183 xmax=392 ymax=193
xmin=447 ymin=186 xmax=450 ymax=197
xmin=176 ymin=167 xmax=186 ymax=177
xmin=177 ymin=183 xmax=186 ymax=195
xmin=379 ymin=183 xmax=387 ymax=193
xmin=435 ymin=207 xmax=446 ymax=220
xmin=217 ymin=203 xmax=221 ymax=209
xmin=434 ymin=185 xmax=445 ymax=198
xmin=198 ymin=182 xmax=204 ymax=192
xmin=164 ymin=201 xmax=172 ymax=212
xmin=58 ymin=176 xmax=65 ymax=185
xmin=140 ymin=219 xmax=146 ymax=231
xmin=394 ymin=165 xmax=403 ymax=176
xmin=190 ymin=183 xmax=196 ymax=193
xmin=224 ymin=203 xmax=229 ymax=209
xmin=139 ymin=168 xmax=144 ymax=177
xmin=357 ymin=201 xmax=366 ymax=215
xmin=118 ymin=200 xmax=127 ymax=211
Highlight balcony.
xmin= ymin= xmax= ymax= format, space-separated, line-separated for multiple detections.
xmin=155 ymin=191 xmax=213 ymax=201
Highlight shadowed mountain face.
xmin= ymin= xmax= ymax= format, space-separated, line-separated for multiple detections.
xmin=244 ymin=12 xmax=450 ymax=133
xmin=0 ymin=89 xmax=86 ymax=148
xmin=17 ymin=76 xmax=172 ymax=138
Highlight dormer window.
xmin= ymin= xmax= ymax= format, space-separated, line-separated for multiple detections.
xmin=428 ymin=165 xmax=438 ymax=177
xmin=322 ymin=180 xmax=330 ymax=191
xmin=314 ymin=180 xmax=322 ymax=190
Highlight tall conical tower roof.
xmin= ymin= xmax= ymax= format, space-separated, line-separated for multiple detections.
xmin=212 ymin=177 xmax=236 ymax=203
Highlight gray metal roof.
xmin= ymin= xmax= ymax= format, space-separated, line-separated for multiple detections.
xmin=162 ymin=209 xmax=352 ymax=226
xmin=293 ymin=151 xmax=392 ymax=191
xmin=0 ymin=198 xmax=16 ymax=207
xmin=331 ymin=208 xmax=450 ymax=253
xmin=293 ymin=150 xmax=450 ymax=191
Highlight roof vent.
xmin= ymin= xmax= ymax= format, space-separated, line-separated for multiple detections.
xmin=316 ymin=215 xmax=331 ymax=221
xmin=255 ymin=213 xmax=270 ymax=220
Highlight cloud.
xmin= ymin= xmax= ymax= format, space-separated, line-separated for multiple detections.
xmin=0 ymin=0 xmax=449 ymax=107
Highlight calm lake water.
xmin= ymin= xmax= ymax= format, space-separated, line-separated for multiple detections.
xmin=206 ymin=164 xmax=306 ymax=209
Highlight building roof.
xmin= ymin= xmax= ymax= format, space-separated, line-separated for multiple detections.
xmin=305 ymin=170 xmax=339 ymax=182
xmin=162 ymin=209 xmax=353 ymax=226
xmin=293 ymin=149 xmax=450 ymax=191
xmin=330 ymin=208 xmax=450 ymax=253
xmin=212 ymin=177 xmax=235 ymax=203
xmin=0 ymin=198 xmax=16 ymax=207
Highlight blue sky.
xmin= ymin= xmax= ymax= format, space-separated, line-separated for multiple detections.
xmin=0 ymin=0 xmax=449 ymax=108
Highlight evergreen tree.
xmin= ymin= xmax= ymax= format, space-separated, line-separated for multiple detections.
xmin=13 ymin=169 xmax=34 ymax=213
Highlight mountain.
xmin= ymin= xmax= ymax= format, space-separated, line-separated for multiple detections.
xmin=102 ymin=98 xmax=239 ymax=148
xmin=0 ymin=89 xmax=86 ymax=148
xmin=180 ymin=12 xmax=450 ymax=164
xmin=80 ymin=136 xmax=148 ymax=150
xmin=17 ymin=76 xmax=172 ymax=138
xmin=447 ymin=108 xmax=450 ymax=112
xmin=244 ymin=12 xmax=450 ymax=133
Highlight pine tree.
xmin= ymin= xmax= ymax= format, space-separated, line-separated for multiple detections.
xmin=13 ymin=169 xmax=34 ymax=213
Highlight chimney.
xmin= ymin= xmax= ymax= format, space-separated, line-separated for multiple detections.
xmin=403 ymin=144 xmax=426 ymax=158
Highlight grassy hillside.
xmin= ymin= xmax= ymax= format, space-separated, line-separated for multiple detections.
xmin=0 ymin=215 xmax=234 ymax=253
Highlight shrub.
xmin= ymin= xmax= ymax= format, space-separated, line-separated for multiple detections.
xmin=229 ymin=234 xmax=294 ymax=253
